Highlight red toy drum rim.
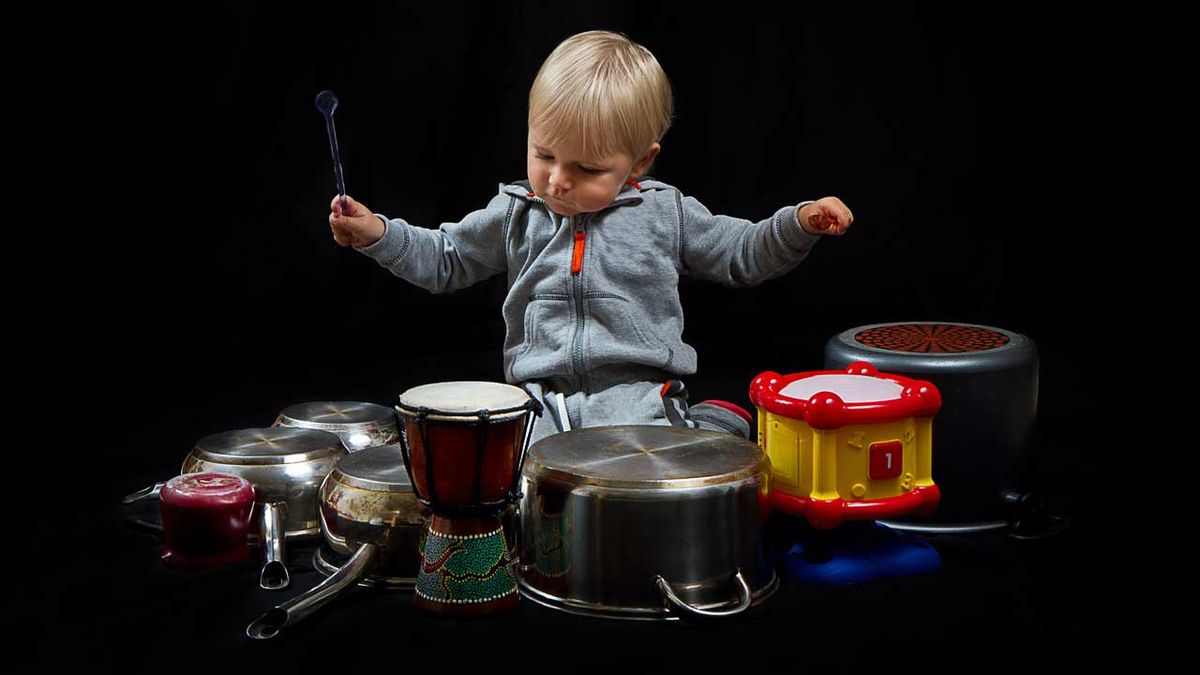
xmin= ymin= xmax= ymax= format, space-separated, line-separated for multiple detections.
xmin=749 ymin=361 xmax=942 ymax=429
xmin=769 ymin=484 xmax=942 ymax=530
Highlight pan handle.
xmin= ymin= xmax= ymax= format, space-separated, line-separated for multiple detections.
xmin=259 ymin=502 xmax=290 ymax=590
xmin=317 ymin=501 xmax=349 ymax=551
xmin=246 ymin=543 xmax=376 ymax=640
xmin=654 ymin=569 xmax=752 ymax=619
xmin=122 ymin=482 xmax=164 ymax=505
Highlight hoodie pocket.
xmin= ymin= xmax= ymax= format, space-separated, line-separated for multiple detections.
xmin=584 ymin=292 xmax=673 ymax=370
xmin=511 ymin=295 xmax=573 ymax=380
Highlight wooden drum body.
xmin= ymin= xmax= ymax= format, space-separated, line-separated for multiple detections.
xmin=394 ymin=381 xmax=540 ymax=616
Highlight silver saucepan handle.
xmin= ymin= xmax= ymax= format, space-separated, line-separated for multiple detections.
xmin=246 ymin=543 xmax=377 ymax=640
xmin=259 ymin=502 xmax=290 ymax=590
xmin=122 ymin=482 xmax=165 ymax=505
xmin=654 ymin=569 xmax=753 ymax=619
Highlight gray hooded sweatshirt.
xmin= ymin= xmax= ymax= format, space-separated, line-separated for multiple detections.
xmin=356 ymin=177 xmax=820 ymax=437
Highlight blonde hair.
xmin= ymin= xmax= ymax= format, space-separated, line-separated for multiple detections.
xmin=529 ymin=31 xmax=673 ymax=172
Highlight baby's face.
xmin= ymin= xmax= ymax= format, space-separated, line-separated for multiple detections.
xmin=527 ymin=127 xmax=637 ymax=217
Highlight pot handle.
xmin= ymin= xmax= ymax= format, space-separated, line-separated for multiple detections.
xmin=246 ymin=543 xmax=376 ymax=640
xmin=122 ymin=482 xmax=164 ymax=505
xmin=654 ymin=569 xmax=753 ymax=619
xmin=317 ymin=502 xmax=349 ymax=550
xmin=259 ymin=502 xmax=291 ymax=591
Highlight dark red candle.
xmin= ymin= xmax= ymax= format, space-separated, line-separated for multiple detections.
xmin=160 ymin=472 xmax=255 ymax=569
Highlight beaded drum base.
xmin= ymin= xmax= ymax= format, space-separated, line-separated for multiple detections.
xmin=414 ymin=515 xmax=518 ymax=616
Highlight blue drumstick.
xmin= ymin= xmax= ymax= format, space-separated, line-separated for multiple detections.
xmin=314 ymin=90 xmax=348 ymax=214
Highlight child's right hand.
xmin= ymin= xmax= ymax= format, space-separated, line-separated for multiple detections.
xmin=329 ymin=194 xmax=386 ymax=248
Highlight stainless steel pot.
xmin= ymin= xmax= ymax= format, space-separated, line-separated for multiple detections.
xmin=246 ymin=443 xmax=425 ymax=640
xmin=273 ymin=401 xmax=400 ymax=452
xmin=517 ymin=426 xmax=777 ymax=620
xmin=123 ymin=428 xmax=346 ymax=590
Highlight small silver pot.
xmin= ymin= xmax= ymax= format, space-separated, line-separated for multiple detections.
xmin=517 ymin=426 xmax=777 ymax=620
xmin=246 ymin=444 xmax=425 ymax=640
xmin=273 ymin=401 xmax=400 ymax=452
xmin=124 ymin=428 xmax=346 ymax=590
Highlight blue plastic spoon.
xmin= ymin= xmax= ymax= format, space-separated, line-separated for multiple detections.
xmin=315 ymin=90 xmax=348 ymax=213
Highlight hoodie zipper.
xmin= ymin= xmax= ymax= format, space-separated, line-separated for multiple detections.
xmin=569 ymin=214 xmax=589 ymax=389
xmin=571 ymin=229 xmax=586 ymax=274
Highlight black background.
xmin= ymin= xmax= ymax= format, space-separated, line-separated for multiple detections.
xmin=45 ymin=1 xmax=1115 ymax=669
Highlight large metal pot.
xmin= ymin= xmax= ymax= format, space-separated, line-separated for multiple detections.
xmin=517 ymin=426 xmax=777 ymax=620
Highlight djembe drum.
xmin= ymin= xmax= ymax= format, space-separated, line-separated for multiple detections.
xmin=395 ymin=381 xmax=541 ymax=616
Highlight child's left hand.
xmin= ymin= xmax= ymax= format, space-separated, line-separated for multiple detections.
xmin=798 ymin=197 xmax=854 ymax=236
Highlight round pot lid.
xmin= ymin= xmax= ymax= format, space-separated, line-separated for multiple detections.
xmin=161 ymin=472 xmax=255 ymax=508
xmin=192 ymin=428 xmax=346 ymax=465
xmin=329 ymin=444 xmax=413 ymax=493
xmin=523 ymin=425 xmax=766 ymax=490
xmin=277 ymin=401 xmax=396 ymax=429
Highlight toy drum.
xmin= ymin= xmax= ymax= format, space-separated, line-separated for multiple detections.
xmin=394 ymin=381 xmax=541 ymax=616
xmin=749 ymin=362 xmax=942 ymax=530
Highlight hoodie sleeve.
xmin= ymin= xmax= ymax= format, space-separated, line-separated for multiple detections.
xmin=354 ymin=192 xmax=514 ymax=294
xmin=677 ymin=193 xmax=821 ymax=287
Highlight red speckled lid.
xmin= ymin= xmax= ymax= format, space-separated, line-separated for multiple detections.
xmin=160 ymin=472 xmax=255 ymax=508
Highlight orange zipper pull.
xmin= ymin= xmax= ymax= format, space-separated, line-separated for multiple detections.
xmin=571 ymin=229 xmax=586 ymax=274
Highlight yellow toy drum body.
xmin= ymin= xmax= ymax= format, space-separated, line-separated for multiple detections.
xmin=750 ymin=361 xmax=942 ymax=529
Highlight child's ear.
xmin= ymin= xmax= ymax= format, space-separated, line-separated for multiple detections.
xmin=633 ymin=143 xmax=661 ymax=177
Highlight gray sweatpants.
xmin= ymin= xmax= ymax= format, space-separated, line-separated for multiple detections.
xmin=519 ymin=367 xmax=750 ymax=445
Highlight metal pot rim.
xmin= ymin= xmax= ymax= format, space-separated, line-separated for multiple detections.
xmin=193 ymin=428 xmax=346 ymax=465
xmin=523 ymin=458 xmax=768 ymax=490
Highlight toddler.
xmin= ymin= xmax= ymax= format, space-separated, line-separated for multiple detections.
xmin=328 ymin=30 xmax=853 ymax=443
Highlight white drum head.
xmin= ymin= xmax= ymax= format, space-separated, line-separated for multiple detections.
xmin=779 ymin=374 xmax=904 ymax=404
xmin=398 ymin=381 xmax=531 ymax=422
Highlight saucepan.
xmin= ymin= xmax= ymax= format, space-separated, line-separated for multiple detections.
xmin=246 ymin=443 xmax=425 ymax=639
xmin=122 ymin=428 xmax=346 ymax=590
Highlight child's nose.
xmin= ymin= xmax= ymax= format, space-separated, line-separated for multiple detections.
xmin=548 ymin=168 xmax=573 ymax=192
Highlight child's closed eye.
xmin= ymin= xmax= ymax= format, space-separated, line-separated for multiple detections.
xmin=537 ymin=154 xmax=605 ymax=174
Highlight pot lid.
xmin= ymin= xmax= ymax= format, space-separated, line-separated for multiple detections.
xmin=161 ymin=472 xmax=255 ymax=507
xmin=523 ymin=425 xmax=766 ymax=489
xmin=192 ymin=428 xmax=346 ymax=465
xmin=329 ymin=444 xmax=413 ymax=493
xmin=276 ymin=401 xmax=395 ymax=429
